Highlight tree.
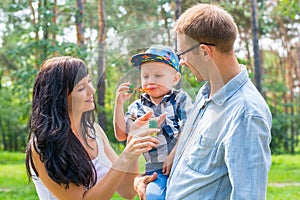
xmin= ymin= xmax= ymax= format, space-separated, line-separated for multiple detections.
xmin=251 ymin=0 xmax=262 ymax=93
xmin=97 ymin=0 xmax=107 ymax=130
xmin=75 ymin=0 xmax=85 ymax=47
xmin=0 ymin=0 xmax=299 ymax=153
xmin=260 ymin=0 xmax=300 ymax=153
xmin=0 ymin=0 xmax=88 ymax=151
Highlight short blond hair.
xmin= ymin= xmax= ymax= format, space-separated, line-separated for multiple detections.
xmin=174 ymin=3 xmax=238 ymax=54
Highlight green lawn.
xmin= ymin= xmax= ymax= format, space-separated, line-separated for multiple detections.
xmin=0 ymin=152 xmax=37 ymax=200
xmin=0 ymin=151 xmax=299 ymax=199
xmin=267 ymin=154 xmax=300 ymax=199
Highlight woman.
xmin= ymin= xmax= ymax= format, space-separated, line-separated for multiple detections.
xmin=25 ymin=56 xmax=161 ymax=200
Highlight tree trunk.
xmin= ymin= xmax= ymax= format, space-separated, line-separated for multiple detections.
xmin=175 ymin=0 xmax=181 ymax=52
xmin=291 ymin=45 xmax=300 ymax=148
xmin=75 ymin=0 xmax=85 ymax=47
xmin=0 ymin=119 xmax=8 ymax=151
xmin=29 ymin=0 xmax=39 ymax=68
xmin=52 ymin=0 xmax=57 ymax=48
xmin=97 ymin=0 xmax=107 ymax=131
xmin=279 ymin=16 xmax=296 ymax=153
xmin=14 ymin=130 xmax=18 ymax=151
xmin=251 ymin=0 xmax=262 ymax=93
xmin=287 ymin=53 xmax=295 ymax=153
xmin=42 ymin=0 xmax=49 ymax=60
xmin=175 ymin=0 xmax=182 ymax=90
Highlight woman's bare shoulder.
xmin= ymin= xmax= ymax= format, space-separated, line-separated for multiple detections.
xmin=93 ymin=123 xmax=109 ymax=142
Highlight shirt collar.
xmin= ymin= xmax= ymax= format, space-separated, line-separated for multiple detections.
xmin=198 ymin=65 xmax=249 ymax=106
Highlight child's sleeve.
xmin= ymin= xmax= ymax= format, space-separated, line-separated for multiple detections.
xmin=124 ymin=101 xmax=139 ymax=134
xmin=177 ymin=92 xmax=194 ymax=129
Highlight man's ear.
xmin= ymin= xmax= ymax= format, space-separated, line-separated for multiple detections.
xmin=173 ymin=72 xmax=181 ymax=86
xmin=200 ymin=44 xmax=212 ymax=60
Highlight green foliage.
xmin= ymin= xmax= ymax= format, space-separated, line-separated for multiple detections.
xmin=263 ymin=49 xmax=300 ymax=153
xmin=276 ymin=0 xmax=300 ymax=20
xmin=0 ymin=77 xmax=32 ymax=151
xmin=0 ymin=0 xmax=90 ymax=151
xmin=0 ymin=0 xmax=299 ymax=155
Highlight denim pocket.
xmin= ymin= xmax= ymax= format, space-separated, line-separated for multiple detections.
xmin=187 ymin=135 xmax=216 ymax=173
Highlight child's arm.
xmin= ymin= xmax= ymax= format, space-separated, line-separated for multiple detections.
xmin=113 ymin=82 xmax=132 ymax=141
xmin=162 ymin=91 xmax=193 ymax=175
xmin=162 ymin=137 xmax=179 ymax=175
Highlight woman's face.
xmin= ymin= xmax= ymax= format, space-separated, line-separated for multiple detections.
xmin=68 ymin=75 xmax=95 ymax=115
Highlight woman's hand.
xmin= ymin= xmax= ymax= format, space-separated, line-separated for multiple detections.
xmin=124 ymin=112 xmax=160 ymax=158
xmin=128 ymin=111 xmax=167 ymax=137
xmin=115 ymin=111 xmax=166 ymax=173
xmin=125 ymin=132 xmax=159 ymax=158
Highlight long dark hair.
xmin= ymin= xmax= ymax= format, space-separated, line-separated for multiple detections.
xmin=25 ymin=56 xmax=97 ymax=189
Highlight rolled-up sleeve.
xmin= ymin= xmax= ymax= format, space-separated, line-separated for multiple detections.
xmin=224 ymin=114 xmax=272 ymax=200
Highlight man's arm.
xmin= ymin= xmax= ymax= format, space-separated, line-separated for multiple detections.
xmin=225 ymin=115 xmax=271 ymax=199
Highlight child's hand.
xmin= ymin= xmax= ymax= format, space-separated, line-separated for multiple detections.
xmin=115 ymin=82 xmax=133 ymax=105
xmin=162 ymin=153 xmax=174 ymax=176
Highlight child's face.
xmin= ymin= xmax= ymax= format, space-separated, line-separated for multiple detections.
xmin=140 ymin=62 xmax=180 ymax=102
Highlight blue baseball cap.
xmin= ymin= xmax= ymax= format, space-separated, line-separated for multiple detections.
xmin=131 ymin=45 xmax=180 ymax=71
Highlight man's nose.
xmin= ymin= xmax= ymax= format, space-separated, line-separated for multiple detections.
xmin=179 ymin=59 xmax=185 ymax=66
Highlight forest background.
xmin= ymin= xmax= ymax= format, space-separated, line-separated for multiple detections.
xmin=0 ymin=0 xmax=299 ymax=156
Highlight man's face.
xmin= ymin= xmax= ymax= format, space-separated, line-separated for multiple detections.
xmin=177 ymin=33 xmax=206 ymax=82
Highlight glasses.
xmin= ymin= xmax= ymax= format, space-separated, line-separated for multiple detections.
xmin=176 ymin=42 xmax=215 ymax=58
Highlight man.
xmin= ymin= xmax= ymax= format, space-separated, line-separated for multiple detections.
xmin=134 ymin=3 xmax=272 ymax=200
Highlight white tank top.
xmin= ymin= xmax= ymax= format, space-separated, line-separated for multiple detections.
xmin=32 ymin=135 xmax=112 ymax=200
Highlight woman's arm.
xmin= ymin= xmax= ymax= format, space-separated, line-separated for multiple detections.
xmin=32 ymin=139 xmax=130 ymax=200
xmin=87 ymin=115 xmax=159 ymax=200
xmin=31 ymin=114 xmax=159 ymax=200
xmin=95 ymin=123 xmax=139 ymax=198
xmin=32 ymin=139 xmax=131 ymax=200
xmin=106 ymin=111 xmax=167 ymax=198
xmin=31 ymin=144 xmax=86 ymax=200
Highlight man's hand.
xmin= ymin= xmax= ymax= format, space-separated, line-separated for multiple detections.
xmin=134 ymin=173 xmax=157 ymax=200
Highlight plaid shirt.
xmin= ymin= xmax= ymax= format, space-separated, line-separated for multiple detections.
xmin=125 ymin=89 xmax=193 ymax=172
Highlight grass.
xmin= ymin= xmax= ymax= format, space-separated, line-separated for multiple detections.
xmin=268 ymin=154 xmax=300 ymax=182
xmin=0 ymin=152 xmax=37 ymax=200
xmin=267 ymin=154 xmax=300 ymax=199
xmin=0 ymin=151 xmax=299 ymax=199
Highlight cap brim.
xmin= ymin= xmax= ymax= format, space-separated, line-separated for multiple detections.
xmin=131 ymin=53 xmax=174 ymax=70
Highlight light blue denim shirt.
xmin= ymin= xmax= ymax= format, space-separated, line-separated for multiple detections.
xmin=166 ymin=65 xmax=272 ymax=200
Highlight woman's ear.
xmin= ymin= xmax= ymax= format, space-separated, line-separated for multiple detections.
xmin=172 ymin=72 xmax=181 ymax=86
